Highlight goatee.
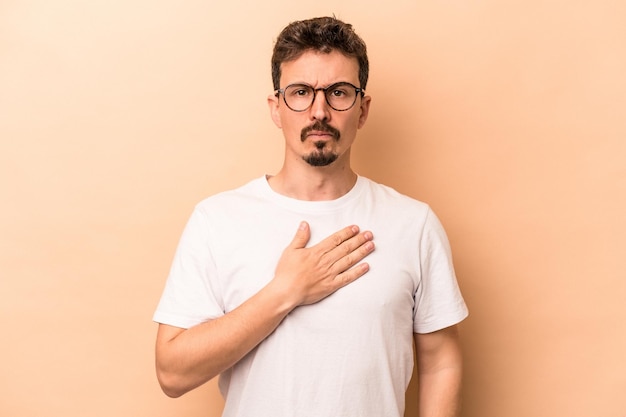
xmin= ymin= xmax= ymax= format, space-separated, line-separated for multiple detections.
xmin=303 ymin=145 xmax=339 ymax=166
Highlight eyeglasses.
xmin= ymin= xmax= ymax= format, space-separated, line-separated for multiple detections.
xmin=275 ymin=82 xmax=365 ymax=112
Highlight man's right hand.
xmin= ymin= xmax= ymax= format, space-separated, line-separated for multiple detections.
xmin=272 ymin=221 xmax=375 ymax=307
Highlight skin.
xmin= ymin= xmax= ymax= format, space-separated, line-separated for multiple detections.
xmin=267 ymin=50 xmax=370 ymax=200
xmin=156 ymin=50 xmax=463 ymax=416
xmin=415 ymin=327 xmax=464 ymax=417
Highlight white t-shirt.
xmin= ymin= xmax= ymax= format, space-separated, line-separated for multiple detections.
xmin=154 ymin=175 xmax=468 ymax=417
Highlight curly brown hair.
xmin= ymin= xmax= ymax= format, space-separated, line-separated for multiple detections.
xmin=271 ymin=16 xmax=369 ymax=91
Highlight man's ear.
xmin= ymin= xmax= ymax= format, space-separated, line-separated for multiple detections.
xmin=267 ymin=94 xmax=282 ymax=128
xmin=357 ymin=95 xmax=371 ymax=129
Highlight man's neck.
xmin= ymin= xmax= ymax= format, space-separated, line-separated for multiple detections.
xmin=267 ymin=165 xmax=357 ymax=201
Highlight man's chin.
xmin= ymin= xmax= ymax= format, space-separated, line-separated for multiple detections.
xmin=303 ymin=152 xmax=338 ymax=167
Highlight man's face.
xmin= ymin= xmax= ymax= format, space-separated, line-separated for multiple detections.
xmin=268 ymin=50 xmax=371 ymax=168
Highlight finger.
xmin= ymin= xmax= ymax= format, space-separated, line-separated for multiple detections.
xmin=335 ymin=261 xmax=371 ymax=287
xmin=327 ymin=230 xmax=373 ymax=259
xmin=317 ymin=225 xmax=360 ymax=253
xmin=331 ymin=237 xmax=375 ymax=274
xmin=288 ymin=221 xmax=311 ymax=249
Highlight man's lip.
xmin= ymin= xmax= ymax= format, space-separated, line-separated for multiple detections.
xmin=307 ymin=131 xmax=334 ymax=137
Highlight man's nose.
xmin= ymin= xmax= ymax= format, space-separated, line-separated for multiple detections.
xmin=310 ymin=89 xmax=331 ymax=120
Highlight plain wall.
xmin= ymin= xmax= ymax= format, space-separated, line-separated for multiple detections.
xmin=1 ymin=1 xmax=624 ymax=416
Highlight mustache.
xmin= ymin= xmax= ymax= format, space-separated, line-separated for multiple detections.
xmin=300 ymin=121 xmax=340 ymax=142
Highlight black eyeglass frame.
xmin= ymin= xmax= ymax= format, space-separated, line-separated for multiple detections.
xmin=274 ymin=82 xmax=365 ymax=112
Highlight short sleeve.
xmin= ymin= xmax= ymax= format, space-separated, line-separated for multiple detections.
xmin=153 ymin=207 xmax=225 ymax=329
xmin=413 ymin=208 xmax=468 ymax=333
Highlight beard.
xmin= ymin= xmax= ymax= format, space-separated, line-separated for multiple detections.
xmin=301 ymin=120 xmax=341 ymax=167
xmin=303 ymin=144 xmax=339 ymax=166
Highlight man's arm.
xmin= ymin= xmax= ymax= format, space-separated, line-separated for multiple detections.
xmin=155 ymin=221 xmax=374 ymax=398
xmin=414 ymin=325 xmax=463 ymax=417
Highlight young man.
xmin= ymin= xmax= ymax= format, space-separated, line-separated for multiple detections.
xmin=154 ymin=16 xmax=468 ymax=417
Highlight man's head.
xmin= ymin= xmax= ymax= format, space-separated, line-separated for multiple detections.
xmin=271 ymin=17 xmax=369 ymax=92
xmin=268 ymin=17 xmax=371 ymax=170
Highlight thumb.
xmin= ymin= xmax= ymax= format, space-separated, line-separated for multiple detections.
xmin=289 ymin=221 xmax=311 ymax=249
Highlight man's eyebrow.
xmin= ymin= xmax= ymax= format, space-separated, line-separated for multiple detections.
xmin=286 ymin=81 xmax=355 ymax=88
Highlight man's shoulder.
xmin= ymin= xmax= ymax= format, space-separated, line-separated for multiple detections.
xmin=187 ymin=176 xmax=270 ymax=221
xmin=195 ymin=176 xmax=266 ymax=206
xmin=359 ymin=176 xmax=430 ymax=210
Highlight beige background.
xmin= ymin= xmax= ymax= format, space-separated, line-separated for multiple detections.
xmin=1 ymin=1 xmax=625 ymax=416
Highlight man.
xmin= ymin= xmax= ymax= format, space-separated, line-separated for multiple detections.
xmin=154 ymin=16 xmax=468 ymax=417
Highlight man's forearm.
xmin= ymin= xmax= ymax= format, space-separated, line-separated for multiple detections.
xmin=156 ymin=280 xmax=295 ymax=398
xmin=418 ymin=366 xmax=462 ymax=417
xmin=414 ymin=326 xmax=464 ymax=417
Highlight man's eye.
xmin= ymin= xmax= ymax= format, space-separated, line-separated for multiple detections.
xmin=292 ymin=88 xmax=311 ymax=96
xmin=330 ymin=89 xmax=347 ymax=97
